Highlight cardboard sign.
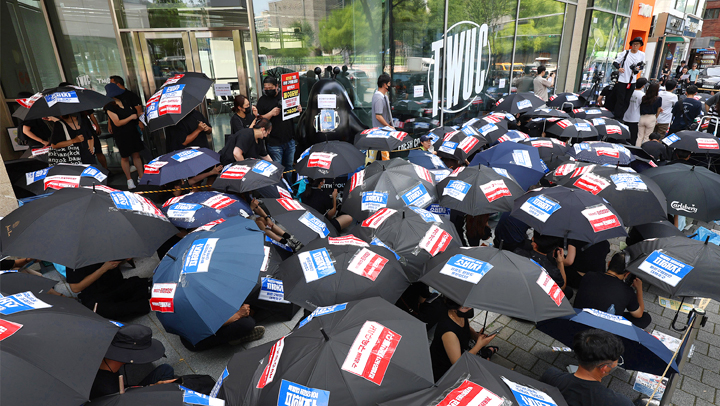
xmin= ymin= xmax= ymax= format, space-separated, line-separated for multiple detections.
xmin=581 ymin=204 xmax=621 ymax=232
xmin=361 ymin=208 xmax=397 ymax=228
xmin=361 ymin=191 xmax=388 ymax=212
xmin=536 ymin=270 xmax=565 ymax=306
xmin=401 ymin=183 xmax=433 ymax=208
xmin=259 ymin=277 xmax=289 ymax=303
xmin=435 ymin=380 xmax=504 ymax=406
xmin=298 ymin=248 xmax=336 ymax=282
xmin=0 ymin=319 xmax=23 ymax=341
xmin=440 ymin=254 xmax=494 ymax=284
xmin=202 ymin=194 xmax=237 ymax=209
xmin=443 ymin=180 xmax=472 ymax=201
xmin=0 ymin=291 xmax=52 ymax=315
xmin=276 ymin=380 xmax=330 ymax=406
xmin=638 ymin=250 xmax=694 ymax=287
xmin=257 ymin=336 xmax=285 ymax=388
xmin=480 ymin=180 xmax=512 ymax=202
xmin=298 ymin=303 xmax=348 ymax=328
xmin=298 ymin=211 xmax=330 ymax=238
xmin=341 ymin=321 xmax=401 ymax=385
xmin=181 ymin=238 xmax=219 ymax=274
xmin=281 ymin=72 xmax=301 ymax=120
xmin=573 ymin=173 xmax=611 ymax=195
xmin=502 ymin=377 xmax=558 ymax=406
xmin=150 ymin=283 xmax=177 ymax=313
xmin=419 ymin=225 xmax=453 ymax=256
xmin=520 ymin=195 xmax=561 ymax=222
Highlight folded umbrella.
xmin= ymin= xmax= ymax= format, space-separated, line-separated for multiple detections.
xmin=261 ymin=198 xmax=339 ymax=244
xmin=213 ymin=159 xmax=285 ymax=194
xmin=296 ymin=140 xmax=365 ymax=179
xmin=434 ymin=128 xmax=486 ymax=162
xmin=641 ymin=163 xmax=720 ymax=221
xmin=470 ymin=141 xmax=547 ymax=190
xmin=545 ymin=118 xmax=599 ymax=140
xmin=537 ymin=308 xmax=679 ymax=376
xmin=160 ymin=191 xmax=252 ymax=229
xmin=493 ymin=92 xmax=545 ymax=115
xmin=590 ymin=118 xmax=631 ymax=141
xmin=437 ymin=165 xmax=524 ymax=215
xmin=547 ymin=92 xmax=584 ymax=109
xmin=18 ymin=163 xmax=108 ymax=196
xmin=152 ymin=216 xmax=265 ymax=345
xmin=144 ymin=72 xmax=213 ymax=132
xmin=661 ymin=130 xmax=720 ymax=154
xmin=571 ymin=107 xmax=614 ymax=119
xmin=14 ymin=86 xmax=113 ymax=121
xmin=354 ymin=127 xmax=409 ymax=151
xmin=0 ymin=187 xmax=177 ymax=268
xmin=567 ymin=141 xmax=635 ymax=165
xmin=139 ymin=147 xmax=220 ymax=186
xmin=419 ymin=246 xmax=575 ymax=322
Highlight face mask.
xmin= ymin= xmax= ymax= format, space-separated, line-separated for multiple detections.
xmin=456 ymin=308 xmax=474 ymax=319
xmin=244 ymin=107 xmax=252 ymax=115
xmin=264 ymin=88 xmax=276 ymax=97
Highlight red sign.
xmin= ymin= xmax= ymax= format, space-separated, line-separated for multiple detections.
xmin=361 ymin=208 xmax=397 ymax=228
xmin=163 ymin=195 xmax=184 ymax=208
xmin=556 ymin=119 xmax=571 ymax=129
xmin=414 ymin=165 xmax=434 ymax=183
xmin=277 ymin=198 xmax=304 ymax=211
xmin=219 ymin=165 xmax=250 ymax=179
xmin=582 ymin=204 xmax=622 ymax=232
xmin=531 ymin=140 xmax=554 ymax=148
xmin=595 ymin=148 xmax=620 ymax=158
xmin=202 ymin=194 xmax=236 ymax=209
xmin=144 ymin=161 xmax=168 ymax=175
xmin=347 ymin=248 xmax=389 ymax=281
xmin=281 ymin=72 xmax=300 ymax=120
xmin=436 ymin=380 xmax=504 ymax=406
xmin=341 ymin=321 xmax=402 ymax=385
xmin=697 ymin=138 xmax=720 ymax=149
xmin=480 ymin=180 xmax=512 ymax=202
xmin=554 ymin=163 xmax=576 ymax=177
xmin=328 ymin=235 xmax=369 ymax=247
xmin=349 ymin=170 xmax=364 ymax=192
xmin=44 ymin=175 xmax=80 ymax=190
xmin=459 ymin=136 xmax=480 ymax=153
xmin=419 ymin=225 xmax=453 ymax=257
xmin=306 ymin=152 xmax=336 ymax=169
xmin=570 ymin=165 xmax=594 ymax=178
xmin=257 ymin=336 xmax=285 ymax=388
xmin=0 ymin=319 xmax=23 ymax=341
xmin=573 ymin=173 xmax=610 ymax=195
xmin=536 ymin=271 xmax=565 ymax=306
xmin=150 ymin=283 xmax=177 ymax=313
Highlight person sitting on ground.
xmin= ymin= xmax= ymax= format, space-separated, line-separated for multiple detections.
xmin=90 ymin=324 xmax=176 ymax=399
xmin=420 ymin=134 xmax=436 ymax=154
xmin=299 ymin=178 xmax=354 ymax=233
xmin=573 ymin=251 xmax=652 ymax=328
xmin=514 ymin=231 xmax=571 ymax=299
xmin=66 ymin=261 xmax=151 ymax=320
xmin=541 ymin=329 xmax=633 ymax=406
xmin=492 ymin=212 xmax=530 ymax=252
xmin=668 ymin=148 xmax=692 ymax=165
xmin=220 ymin=117 xmax=273 ymax=165
xmin=641 ymin=132 xmax=670 ymax=162
xmin=430 ymin=297 xmax=498 ymax=381
xmin=245 ymin=195 xmax=303 ymax=251
xmin=180 ymin=304 xmax=265 ymax=351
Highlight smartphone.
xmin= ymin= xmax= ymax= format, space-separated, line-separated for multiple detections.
xmin=484 ymin=327 xmax=503 ymax=336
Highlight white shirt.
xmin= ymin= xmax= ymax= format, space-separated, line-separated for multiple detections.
xmin=613 ymin=50 xmax=646 ymax=83
xmin=623 ymin=89 xmax=644 ymax=123
xmin=657 ymin=90 xmax=679 ymax=124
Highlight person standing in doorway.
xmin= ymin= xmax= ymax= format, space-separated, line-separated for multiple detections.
xmin=104 ymin=83 xmax=145 ymax=189
xmin=256 ymin=76 xmax=300 ymax=183
xmin=533 ymin=66 xmax=554 ymax=102
xmin=608 ymin=37 xmax=645 ymax=120
xmin=372 ymin=73 xmax=394 ymax=129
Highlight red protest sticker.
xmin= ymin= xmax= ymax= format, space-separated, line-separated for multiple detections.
xmin=531 ymin=140 xmax=554 ymax=148
xmin=361 ymin=208 xmax=397 ymax=228
xmin=341 ymin=321 xmax=401 ymax=385
xmin=554 ymin=163 xmax=576 ymax=177
xmin=144 ymin=161 xmax=168 ymax=175
xmin=163 ymin=74 xmax=185 ymax=85
xmin=277 ymin=198 xmax=304 ymax=211
xmin=44 ymin=175 xmax=80 ymax=190
xmin=347 ymin=248 xmax=389 ymax=281
xmin=150 ymin=283 xmax=177 ymax=313
xmin=158 ymin=96 xmax=182 ymax=115
xmin=414 ymin=165 xmax=434 ymax=183
xmin=458 ymin=136 xmax=480 ymax=153
xmin=0 ymin=319 xmax=23 ymax=341
xmin=257 ymin=336 xmax=285 ymax=388
xmin=536 ymin=271 xmax=565 ymax=306
xmin=572 ymin=173 xmax=610 ymax=195
xmin=419 ymin=225 xmax=453 ymax=256
xmin=582 ymin=204 xmax=622 ymax=232
xmin=349 ymin=170 xmax=364 ymax=192
xmin=556 ymin=119 xmax=571 ymax=129
xmin=480 ymin=180 xmax=512 ymax=202
xmin=328 ymin=236 xmax=369 ymax=247
xmin=202 ymin=194 xmax=236 ymax=209
xmin=435 ymin=380 xmax=504 ymax=406
xmin=193 ymin=218 xmax=226 ymax=232
xmin=595 ymin=147 xmax=620 ymax=158
xmin=307 ymin=152 xmax=336 ymax=169
xmin=570 ymin=164 xmax=594 ymax=178
xmin=219 ymin=165 xmax=250 ymax=179
xmin=277 ymin=186 xmax=293 ymax=199
xmin=697 ymin=138 xmax=720 ymax=149
xmin=162 ymin=195 xmax=184 ymax=208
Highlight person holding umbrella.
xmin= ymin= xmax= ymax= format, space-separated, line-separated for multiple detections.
xmin=16 ymin=91 xmax=52 ymax=147
xmin=104 ymin=83 xmax=145 ymax=190
xmin=514 ymin=232 xmax=571 ymax=298
xmin=165 ymin=109 xmax=212 ymax=152
xmin=636 ymin=81 xmax=663 ymax=147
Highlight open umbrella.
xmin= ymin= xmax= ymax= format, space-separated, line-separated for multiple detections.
xmin=152 ymin=216 xmax=265 ymax=345
xmin=420 ymin=246 xmax=575 ymax=322
xmin=277 ymin=237 xmax=409 ymax=310
xmin=296 ymin=140 xmax=365 ymax=178
xmin=493 ymin=129 xmax=530 ymax=144
xmin=632 ymin=220 xmax=685 ymax=240
xmin=537 ymin=308 xmax=679 ymax=376
xmin=437 ymin=165 xmax=524 ymax=215
xmin=467 ymin=117 xmax=507 ymax=142
xmin=252 ymin=179 xmax=294 ymax=200
xmin=213 ymin=159 xmax=285 ymax=195
xmin=516 ymin=137 xmax=570 ymax=164
xmin=661 ymin=130 xmax=720 ymax=154
xmin=88 ymin=383 xmax=223 ymax=406
xmin=641 ymin=163 xmax=720 ymax=221
xmin=18 ymin=163 xmax=108 ymax=195
xmin=548 ymin=92 xmax=584 ymax=109
xmin=510 ymin=186 xmax=627 ymax=244
xmin=545 ymin=118 xmax=599 ymax=140
xmin=215 ymin=297 xmax=434 ymax=406
xmin=139 ymin=147 xmax=220 ymax=186
xmin=493 ymin=92 xmax=545 ymax=115
xmin=434 ymin=128 xmax=486 ymax=162
xmin=571 ymin=107 xmax=614 ymax=119
xmin=0 ymin=293 xmax=119 ymax=406
xmin=567 ymin=141 xmax=635 ymax=165
xmin=14 ymin=86 xmax=113 ymax=121
xmin=261 ymin=198 xmax=339 ymax=244
xmin=525 ymin=107 xmax=571 ymax=119
xmin=354 ymin=127 xmax=409 ymax=151
xmin=544 ymin=161 xmax=599 ymax=184
xmin=470 ymin=142 xmax=547 ymax=190
xmin=406 ymin=149 xmax=447 ymax=170
xmin=160 ymin=191 xmax=251 ymax=229
xmin=0 ymin=271 xmax=57 ymax=295
xmin=144 ymin=72 xmax=213 ymax=132
xmin=591 ymin=118 xmax=632 ymax=141
xmin=0 ymin=187 xmax=177 ymax=269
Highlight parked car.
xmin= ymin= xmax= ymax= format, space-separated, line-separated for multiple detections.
xmin=697 ymin=66 xmax=720 ymax=89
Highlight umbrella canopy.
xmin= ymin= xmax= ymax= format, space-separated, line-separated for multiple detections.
xmin=591 ymin=118 xmax=632 ymax=141
xmin=139 ymin=147 xmax=220 ymax=186
xmin=437 ymin=165 xmax=524 ymax=215
xmin=492 ymin=129 xmax=530 ymax=145
xmin=213 ymin=159 xmax=285 ymax=194
xmin=626 ymin=236 xmax=720 ymax=300
xmin=88 ymin=384 xmax=183 ymax=406
xmin=252 ymin=179 xmax=294 ymax=200
xmin=516 ymin=137 xmax=570 ymax=163
xmin=510 ymin=186 xmax=627 ymax=244
xmin=354 ymin=127 xmax=409 ymax=151
xmin=18 ymin=163 xmax=108 ymax=195
xmin=0 ymin=187 xmax=177 ymax=268
xmin=153 ymin=216 xmax=265 ymax=345
xmin=144 ymin=72 xmax=213 ymax=132
xmin=380 ymin=352 xmax=569 ymax=406
xmin=544 ymin=161 xmax=600 ymax=184
xmin=216 ymin=297 xmax=434 ymax=406
xmin=420 ymin=246 xmax=575 ymax=322
xmin=406 ymin=149 xmax=448 ymax=170
xmin=642 ymin=163 xmax=720 ymax=221
xmin=261 ymin=198 xmax=339 ymax=244
xmin=14 ymin=86 xmax=113 ymax=121
xmin=525 ymin=107 xmax=571 ymax=119
xmin=434 ymin=128 xmax=486 ymax=161
xmin=632 ymin=220 xmax=685 ymax=240
xmin=277 ymin=237 xmax=409 ymax=310
xmin=554 ymin=166 xmax=667 ymax=226
xmin=493 ymin=92 xmax=545 ymax=115
xmin=567 ymin=141 xmax=635 ymax=165
xmin=160 ymin=191 xmax=251 ymax=229
xmin=548 ymin=92 xmax=584 ymax=109
xmin=661 ymin=131 xmax=720 ymax=154
xmin=353 ymin=206 xmax=461 ymax=280
xmin=571 ymin=107 xmax=614 ymax=119
xmin=466 ymin=117 xmax=507 ymax=142
xmin=0 ymin=271 xmax=57 ymax=295
xmin=296 ymin=140 xmax=366 ymax=178
xmin=343 ymin=158 xmax=438 ymax=220
xmin=0 ymin=293 xmax=119 ymax=406
xmin=470 ymin=142 xmax=547 ymax=190
xmin=537 ymin=308 xmax=679 ymax=376
xmin=545 ymin=118 xmax=599 ymax=140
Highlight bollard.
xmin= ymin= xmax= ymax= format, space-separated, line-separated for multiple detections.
xmin=659 ymin=308 xmax=706 ymax=406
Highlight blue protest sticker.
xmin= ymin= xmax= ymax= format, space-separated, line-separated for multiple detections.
xmin=409 ymin=206 xmax=441 ymax=223
xmin=109 ymin=320 xmax=124 ymax=327
xmin=438 ymin=141 xmax=458 ymax=155
xmin=162 ymin=84 xmax=185 ymax=97
xmin=298 ymin=211 xmax=330 ymax=238
xmin=298 ymin=303 xmax=348 ymax=328
xmin=260 ymin=277 xmax=290 ymax=303
xmin=26 ymin=168 xmax=49 ymax=185
xmin=519 ymin=195 xmax=561 ymax=222
xmin=277 ymin=380 xmax=330 ymax=406
xmin=370 ymin=237 xmax=401 ymax=260
xmin=45 ymin=91 xmax=79 ymax=107
xmin=298 ymin=248 xmax=336 ymax=282
xmin=81 ymin=166 xmax=107 ymax=182
xmin=638 ymin=250 xmax=694 ymax=287
xmin=478 ymin=123 xmax=499 ymax=136
xmin=414 ymin=121 xmax=430 ymax=129
xmin=180 ymin=385 xmax=225 ymax=405
xmin=0 ymin=292 xmax=52 ymax=315
xmin=210 ymin=368 xmax=229 ymax=398
xmin=167 ymin=203 xmax=203 ymax=220
xmin=442 ymin=180 xmax=471 ymax=201
xmin=517 ymin=99 xmax=532 ymax=109
xmin=426 ymin=204 xmax=451 ymax=220
xmin=502 ymin=377 xmax=558 ymax=406
xmin=181 ymin=238 xmax=219 ymax=274
xmin=662 ymin=134 xmax=680 ymax=146
xmin=439 ymin=254 xmax=494 ymax=284
xmin=252 ymin=160 xmax=278 ymax=177
xmin=461 ymin=125 xmax=480 ymax=137
xmin=266 ymin=235 xmax=293 ymax=252
xmin=574 ymin=122 xmax=592 ymax=131
xmin=171 ymin=149 xmax=203 ymax=162
xmin=401 ymin=183 xmax=433 ymax=208
xmin=361 ymin=191 xmax=388 ymax=212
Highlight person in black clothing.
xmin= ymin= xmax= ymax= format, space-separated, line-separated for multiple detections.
xmin=104 ymin=83 xmax=145 ymax=189
xmin=165 ymin=109 xmax=212 ymax=152
xmin=395 ymin=282 xmax=444 ymax=330
xmin=541 ymin=329 xmax=633 ymax=406
xmin=66 ymin=261 xmax=151 ymax=320
xmin=563 ymin=239 xmax=610 ymax=289
xmin=179 ymin=303 xmax=265 ymax=351
xmin=109 ymin=75 xmax=144 ymax=119
xmin=220 ymin=117 xmax=272 ymax=165
xmin=300 ymin=178 xmax=354 ymax=232
xmin=513 ymin=231 xmax=571 ymax=299
xmin=669 ymin=85 xmax=703 ymax=133
xmin=50 ymin=114 xmax=95 ymax=164
xmin=641 ymin=132 xmax=670 ymax=162
xmin=675 ymin=60 xmax=687 ymax=79
xmin=493 ymin=212 xmax=530 ymax=252
xmin=230 ymin=94 xmax=257 ymax=133
xmin=16 ymin=91 xmax=52 ymax=147
xmin=573 ymin=252 xmax=651 ymax=328
xmin=430 ymin=297 xmax=498 ymax=381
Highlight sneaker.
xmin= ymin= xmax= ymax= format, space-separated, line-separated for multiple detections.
xmin=287 ymin=236 xmax=304 ymax=251
xmin=127 ymin=179 xmax=136 ymax=190
xmin=228 ymin=326 xmax=265 ymax=345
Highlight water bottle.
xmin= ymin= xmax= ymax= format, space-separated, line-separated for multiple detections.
xmin=607 ymin=304 xmax=616 ymax=315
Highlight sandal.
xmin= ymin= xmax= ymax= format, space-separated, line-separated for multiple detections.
xmin=479 ymin=346 xmax=499 ymax=360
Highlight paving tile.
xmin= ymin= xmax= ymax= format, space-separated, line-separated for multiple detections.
xmin=491 ymin=354 xmax=516 ymax=371
xmin=610 ymin=367 xmax=634 ymax=384
xmin=690 ymin=353 xmax=720 ymax=372
xmin=692 ymin=340 xmax=710 ymax=356
xmin=507 ymin=330 xmax=538 ymax=349
xmin=506 ymin=347 xmax=538 ymax=371
xmin=682 ymin=362 xmax=704 ymax=382
xmin=507 ymin=318 xmax=534 ymax=334
xmin=487 ymin=337 xmax=516 ymax=356
xmin=495 ymin=315 xmax=513 ymax=325
xmin=695 ymin=398 xmax=716 ymax=406
xmin=681 ymin=377 xmax=715 ymax=403
xmin=701 ymin=370 xmax=720 ymax=391
xmin=529 ymin=342 xmax=558 ymax=365
xmin=528 ymin=329 xmax=555 ymax=346
xmin=530 ymin=359 xmax=553 ymax=378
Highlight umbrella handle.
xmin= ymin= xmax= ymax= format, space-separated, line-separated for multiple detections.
xmin=671 ymin=297 xmax=689 ymax=332
xmin=119 ymin=375 xmax=125 ymax=394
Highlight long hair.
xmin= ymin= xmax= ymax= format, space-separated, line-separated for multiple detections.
xmin=641 ymin=82 xmax=660 ymax=106
xmin=231 ymin=95 xmax=249 ymax=113
xmin=300 ymin=178 xmax=324 ymax=201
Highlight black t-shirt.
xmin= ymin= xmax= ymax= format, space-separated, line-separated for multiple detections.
xmin=573 ymin=272 xmax=640 ymax=315
xmin=221 ymin=128 xmax=267 ymax=165
xmin=20 ymin=118 xmax=51 ymax=146
xmin=118 ymin=90 xmax=143 ymax=110
xmin=230 ymin=112 xmax=255 ymax=134
xmin=671 ymin=97 xmax=703 ymax=130
xmin=90 ymin=369 xmax=121 ymax=399
xmin=165 ymin=110 xmax=210 ymax=152
xmin=65 ymin=263 xmax=124 ymax=301
xmin=541 ymin=368 xmax=633 ymax=406
xmin=565 ymin=239 xmax=610 ymax=275
xmin=302 ymin=188 xmax=334 ymax=215
xmin=640 ymin=97 xmax=662 ymax=115
xmin=642 ymin=140 xmax=669 ymax=161
xmin=514 ymin=247 xmax=564 ymax=287
xmin=256 ymin=92 xmax=294 ymax=146
xmin=600 ymin=85 xmax=614 ymax=97
xmin=50 ymin=119 xmax=94 ymax=164
xmin=430 ymin=313 xmax=471 ymax=381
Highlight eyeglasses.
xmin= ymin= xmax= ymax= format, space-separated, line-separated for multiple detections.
xmin=602 ymin=356 xmax=624 ymax=370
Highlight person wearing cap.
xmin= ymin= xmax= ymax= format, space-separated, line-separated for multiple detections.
xmin=420 ymin=134 xmax=436 ymax=154
xmin=104 ymin=83 xmax=145 ymax=190
xmin=607 ymin=37 xmax=645 ymax=121
xmin=90 ymin=324 xmax=176 ymax=399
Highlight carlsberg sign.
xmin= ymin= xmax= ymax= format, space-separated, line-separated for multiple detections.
xmin=430 ymin=21 xmax=491 ymax=117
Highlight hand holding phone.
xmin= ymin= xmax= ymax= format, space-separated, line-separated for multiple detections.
xmin=483 ymin=327 xmax=503 ymax=337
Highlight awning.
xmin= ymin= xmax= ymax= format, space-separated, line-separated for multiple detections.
xmin=665 ymin=36 xmax=689 ymax=43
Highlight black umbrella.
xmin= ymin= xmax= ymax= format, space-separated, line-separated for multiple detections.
xmin=354 ymin=206 xmax=461 ymax=280
xmin=0 ymin=187 xmax=177 ymax=268
xmin=516 ymin=137 xmax=570 ymax=164
xmin=213 ymin=159 xmax=285 ymax=194
xmin=590 ymin=118 xmax=632 ymax=141
xmin=343 ymin=158 xmax=438 ymax=220
xmin=642 ymin=163 xmax=720 ymax=221
xmin=547 ymin=92 xmax=584 ymax=109
xmin=434 ymin=129 xmax=486 ymax=162
xmin=379 ymin=352 xmax=569 ymax=406
xmin=253 ymin=179 xmax=294 ymax=200
xmin=626 ymin=236 xmax=720 ymax=300
xmin=525 ymin=107 xmax=571 ymax=119
xmin=277 ymin=237 xmax=409 ymax=310
xmin=354 ymin=127 xmax=409 ymax=151
xmin=437 ymin=165 xmax=524 ymax=215
xmin=466 ymin=117 xmax=507 ymax=142
xmin=138 ymin=147 xmax=220 ymax=186
xmin=144 ymin=72 xmax=213 ymax=132
xmin=632 ymin=220 xmax=685 ymax=240
xmin=493 ymin=92 xmax=545 ymax=115
xmin=18 ymin=163 xmax=108 ymax=195
xmin=571 ymin=107 xmax=614 ymax=119
xmin=262 ymin=198 xmax=339 ymax=244
xmin=567 ymin=141 xmax=635 ymax=165
xmin=661 ymin=130 xmax=720 ymax=154
xmin=510 ymin=186 xmax=627 ymax=244
xmin=554 ymin=166 xmax=667 ymax=226
xmin=13 ymin=86 xmax=113 ymax=121
xmin=216 ymin=297 xmax=434 ymax=406
xmin=86 ymin=384 xmax=185 ymax=406
xmin=0 ymin=272 xmax=57 ymax=295
xmin=296 ymin=140 xmax=365 ymax=178
xmin=544 ymin=160 xmax=598 ymax=184
xmin=421 ymin=246 xmax=575 ymax=322
xmin=0 ymin=293 xmax=119 ymax=406
xmin=545 ymin=118 xmax=599 ymax=140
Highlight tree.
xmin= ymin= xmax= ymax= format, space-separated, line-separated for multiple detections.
xmin=318 ymin=3 xmax=371 ymax=65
